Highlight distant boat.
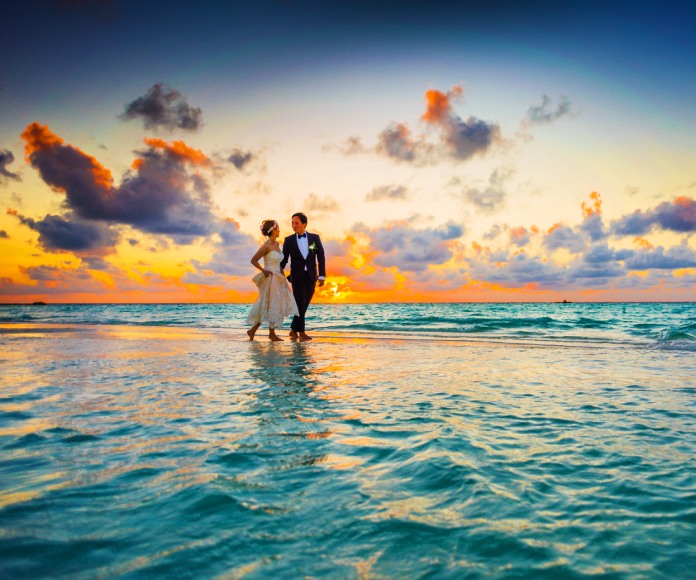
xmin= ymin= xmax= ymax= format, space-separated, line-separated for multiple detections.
xmin=557 ymin=299 xmax=572 ymax=304
xmin=31 ymin=301 xmax=47 ymax=306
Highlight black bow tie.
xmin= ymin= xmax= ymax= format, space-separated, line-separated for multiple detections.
xmin=297 ymin=233 xmax=306 ymax=238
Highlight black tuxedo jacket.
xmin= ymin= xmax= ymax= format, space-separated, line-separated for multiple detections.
xmin=280 ymin=232 xmax=326 ymax=283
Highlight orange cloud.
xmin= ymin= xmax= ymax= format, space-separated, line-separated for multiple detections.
xmin=142 ymin=138 xmax=211 ymax=166
xmin=581 ymin=191 xmax=602 ymax=218
xmin=21 ymin=122 xmax=64 ymax=159
xmin=421 ymin=85 xmax=462 ymax=124
xmin=633 ymin=237 xmax=654 ymax=249
xmin=21 ymin=122 xmax=113 ymax=191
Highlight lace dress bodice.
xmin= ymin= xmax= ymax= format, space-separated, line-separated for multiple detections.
xmin=262 ymin=250 xmax=283 ymax=273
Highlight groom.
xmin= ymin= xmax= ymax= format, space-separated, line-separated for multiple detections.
xmin=280 ymin=212 xmax=326 ymax=341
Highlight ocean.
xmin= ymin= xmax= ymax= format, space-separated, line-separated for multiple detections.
xmin=1 ymin=303 xmax=695 ymax=578
xmin=1 ymin=302 xmax=695 ymax=351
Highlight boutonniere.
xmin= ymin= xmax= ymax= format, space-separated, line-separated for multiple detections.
xmin=308 ymin=241 xmax=318 ymax=254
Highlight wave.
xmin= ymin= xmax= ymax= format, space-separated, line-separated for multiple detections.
xmin=652 ymin=322 xmax=696 ymax=351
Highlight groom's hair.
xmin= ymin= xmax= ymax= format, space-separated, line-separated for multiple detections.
xmin=292 ymin=212 xmax=308 ymax=225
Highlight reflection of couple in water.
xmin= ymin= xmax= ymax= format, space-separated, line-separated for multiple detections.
xmin=247 ymin=212 xmax=326 ymax=342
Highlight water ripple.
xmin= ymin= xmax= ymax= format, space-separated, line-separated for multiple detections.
xmin=1 ymin=329 xmax=694 ymax=578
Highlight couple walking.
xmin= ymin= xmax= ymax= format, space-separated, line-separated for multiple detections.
xmin=247 ymin=212 xmax=326 ymax=341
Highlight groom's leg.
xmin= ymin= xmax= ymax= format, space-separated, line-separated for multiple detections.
xmin=299 ymin=273 xmax=316 ymax=334
xmin=305 ymin=273 xmax=316 ymax=310
xmin=291 ymin=274 xmax=315 ymax=333
xmin=291 ymin=279 xmax=308 ymax=332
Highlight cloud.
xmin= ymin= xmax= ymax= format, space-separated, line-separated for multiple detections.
xmin=304 ymin=192 xmax=340 ymax=213
xmin=12 ymin=212 xmax=119 ymax=254
xmin=227 ymin=148 xmax=254 ymax=170
xmin=482 ymin=223 xmax=505 ymax=241
xmin=21 ymin=123 xmax=219 ymax=241
xmin=624 ymin=244 xmax=696 ymax=270
xmin=509 ymin=226 xmax=531 ymax=247
xmin=333 ymin=87 xmax=499 ymax=166
xmin=611 ymin=196 xmax=696 ymax=235
xmin=0 ymin=149 xmax=21 ymax=182
xmin=422 ymin=86 xmax=501 ymax=161
xmin=464 ymin=167 xmax=511 ymax=213
xmin=376 ymin=123 xmax=428 ymax=163
xmin=525 ymin=95 xmax=572 ymax=125
xmin=443 ymin=116 xmax=501 ymax=160
xmin=467 ymin=252 xmax=565 ymax=289
xmin=582 ymin=245 xmax=632 ymax=264
xmin=543 ymin=223 xmax=586 ymax=253
xmin=120 ymin=83 xmax=203 ymax=132
xmin=422 ymin=85 xmax=463 ymax=123
xmin=326 ymin=136 xmax=368 ymax=156
xmin=190 ymin=218 xmax=259 ymax=277
xmin=580 ymin=214 xmax=607 ymax=242
xmin=365 ymin=184 xmax=410 ymax=202
xmin=354 ymin=220 xmax=463 ymax=272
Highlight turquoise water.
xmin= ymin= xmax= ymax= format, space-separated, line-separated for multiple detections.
xmin=1 ymin=302 xmax=695 ymax=350
xmin=1 ymin=304 xmax=695 ymax=577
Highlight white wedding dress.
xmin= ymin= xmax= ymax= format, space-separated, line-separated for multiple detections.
xmin=246 ymin=251 xmax=299 ymax=328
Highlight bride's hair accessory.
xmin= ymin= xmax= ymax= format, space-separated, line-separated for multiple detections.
xmin=260 ymin=219 xmax=277 ymax=237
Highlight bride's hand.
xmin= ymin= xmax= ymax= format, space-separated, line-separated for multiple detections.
xmin=263 ymin=269 xmax=272 ymax=277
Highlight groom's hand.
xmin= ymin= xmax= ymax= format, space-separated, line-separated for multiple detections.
xmin=318 ymin=279 xmax=325 ymax=287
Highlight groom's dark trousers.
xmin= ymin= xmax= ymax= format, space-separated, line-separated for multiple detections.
xmin=291 ymin=271 xmax=315 ymax=333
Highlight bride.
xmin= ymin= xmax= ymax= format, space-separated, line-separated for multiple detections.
xmin=246 ymin=220 xmax=299 ymax=341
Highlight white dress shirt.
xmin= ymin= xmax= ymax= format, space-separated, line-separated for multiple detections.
xmin=297 ymin=233 xmax=309 ymax=259
xmin=297 ymin=233 xmax=325 ymax=280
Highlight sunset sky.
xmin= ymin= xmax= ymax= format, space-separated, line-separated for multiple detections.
xmin=1 ymin=0 xmax=695 ymax=302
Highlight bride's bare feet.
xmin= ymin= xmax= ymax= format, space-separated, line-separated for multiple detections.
xmin=269 ymin=329 xmax=283 ymax=341
xmin=299 ymin=332 xmax=312 ymax=341
xmin=247 ymin=324 xmax=260 ymax=341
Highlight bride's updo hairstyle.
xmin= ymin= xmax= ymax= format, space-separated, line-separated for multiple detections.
xmin=260 ymin=220 xmax=277 ymax=237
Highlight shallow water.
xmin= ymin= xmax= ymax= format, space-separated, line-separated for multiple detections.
xmin=1 ymin=324 xmax=695 ymax=578
xmin=1 ymin=302 xmax=694 ymax=351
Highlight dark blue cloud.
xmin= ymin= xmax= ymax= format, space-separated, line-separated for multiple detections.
xmin=121 ymin=83 xmax=203 ymax=132
xmin=0 ymin=149 xmax=21 ymax=182
xmin=227 ymin=149 xmax=254 ymax=170
xmin=612 ymin=197 xmax=696 ymax=235
xmin=14 ymin=213 xmax=119 ymax=253
xmin=579 ymin=213 xmax=607 ymax=242
xmin=444 ymin=117 xmax=500 ymax=161
xmin=544 ymin=224 xmax=585 ymax=253
xmin=624 ymin=245 xmax=696 ymax=270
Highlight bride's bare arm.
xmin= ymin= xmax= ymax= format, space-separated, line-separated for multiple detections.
xmin=250 ymin=242 xmax=272 ymax=276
